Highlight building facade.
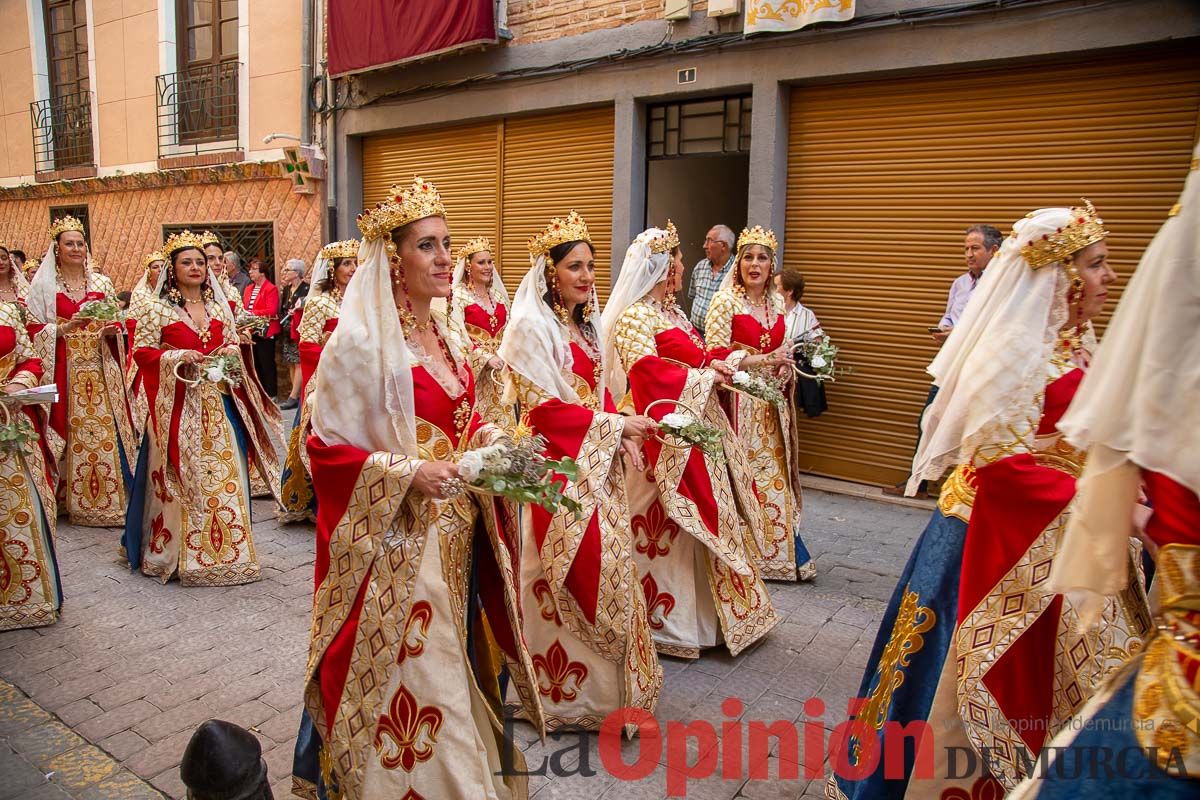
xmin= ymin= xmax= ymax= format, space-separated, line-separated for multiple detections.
xmin=326 ymin=0 xmax=1200 ymax=486
xmin=0 ymin=0 xmax=321 ymax=290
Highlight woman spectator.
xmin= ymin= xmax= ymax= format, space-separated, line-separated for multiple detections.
xmin=276 ymin=259 xmax=308 ymax=410
xmin=242 ymin=258 xmax=279 ymax=398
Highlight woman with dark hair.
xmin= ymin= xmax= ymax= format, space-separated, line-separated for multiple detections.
xmin=122 ymin=231 xmax=280 ymax=586
xmin=27 ymin=216 xmax=136 ymax=527
xmin=496 ymin=212 xmax=662 ymax=732
xmin=293 ymin=178 xmax=542 ymax=799
xmin=602 ymin=222 xmax=779 ymax=660
xmin=277 ymin=240 xmax=357 ymax=523
xmin=0 ymin=241 xmax=60 ymax=630
xmin=705 ymin=226 xmax=815 ymax=582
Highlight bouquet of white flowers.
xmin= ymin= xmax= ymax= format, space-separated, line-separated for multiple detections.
xmin=656 ymin=411 xmax=724 ymax=463
xmin=74 ymin=297 xmax=123 ymax=324
xmin=176 ymin=353 xmax=244 ymax=388
xmin=728 ymin=370 xmax=786 ymax=406
xmin=794 ymin=335 xmax=844 ymax=383
xmin=236 ymin=312 xmax=269 ymax=336
xmin=458 ymin=433 xmax=582 ymax=516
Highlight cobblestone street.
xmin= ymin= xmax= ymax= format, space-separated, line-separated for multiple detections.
xmin=0 ymin=486 xmax=930 ymax=800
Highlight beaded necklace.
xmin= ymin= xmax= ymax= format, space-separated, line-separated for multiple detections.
xmin=566 ymin=320 xmax=603 ymax=410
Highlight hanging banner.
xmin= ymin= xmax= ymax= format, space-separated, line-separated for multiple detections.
xmin=327 ymin=0 xmax=497 ymax=78
xmin=745 ymin=0 xmax=855 ymax=35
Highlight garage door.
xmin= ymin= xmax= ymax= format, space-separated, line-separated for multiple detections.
xmin=784 ymin=51 xmax=1200 ymax=485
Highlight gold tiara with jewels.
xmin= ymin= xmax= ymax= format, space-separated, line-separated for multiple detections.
xmin=1018 ymin=200 xmax=1108 ymax=269
xmin=49 ymin=215 xmax=85 ymax=240
xmin=200 ymin=230 xmax=221 ymax=247
xmin=529 ymin=211 xmax=591 ymax=260
xmin=737 ymin=225 xmax=778 ymax=253
xmin=320 ymin=239 xmax=359 ymax=260
xmin=356 ymin=177 xmax=445 ymax=241
xmin=143 ymin=251 xmax=165 ymax=268
xmin=456 ymin=236 xmax=492 ymax=262
xmin=649 ymin=220 xmax=680 ymax=255
xmin=163 ymin=230 xmax=207 ymax=256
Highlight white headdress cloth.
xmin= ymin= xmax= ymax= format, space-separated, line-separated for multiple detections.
xmin=311 ymin=237 xmax=416 ymax=456
xmin=309 ymin=253 xmax=332 ymax=297
xmin=908 ymin=208 xmax=1078 ymax=495
xmin=28 ymin=241 xmax=66 ymax=325
xmin=600 ymin=228 xmax=672 ymax=400
xmin=498 ymin=252 xmax=602 ymax=405
xmin=1049 ymin=151 xmax=1200 ymax=627
xmin=450 ymin=252 xmax=509 ymax=332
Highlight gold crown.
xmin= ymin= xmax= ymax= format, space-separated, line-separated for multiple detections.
xmin=737 ymin=225 xmax=778 ymax=253
xmin=143 ymin=250 xmax=165 ymax=268
xmin=49 ymin=215 xmax=85 ymax=240
xmin=456 ymin=236 xmax=492 ymax=262
xmin=356 ymin=177 xmax=446 ymax=241
xmin=162 ymin=230 xmax=207 ymax=256
xmin=1018 ymin=200 xmax=1109 ymax=269
xmin=24 ymin=257 xmax=40 ymax=272
xmin=200 ymin=231 xmax=221 ymax=247
xmin=649 ymin=220 xmax=680 ymax=255
xmin=528 ymin=211 xmax=591 ymax=260
xmin=320 ymin=239 xmax=360 ymax=260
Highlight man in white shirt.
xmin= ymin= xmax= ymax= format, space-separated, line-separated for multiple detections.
xmin=931 ymin=224 xmax=1002 ymax=343
xmin=886 ymin=224 xmax=1002 ymax=498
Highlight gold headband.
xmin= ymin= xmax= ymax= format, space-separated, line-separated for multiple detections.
xmin=529 ymin=211 xmax=591 ymax=260
xmin=356 ymin=177 xmax=446 ymax=241
xmin=737 ymin=225 xmax=778 ymax=253
xmin=1017 ymin=200 xmax=1108 ymax=269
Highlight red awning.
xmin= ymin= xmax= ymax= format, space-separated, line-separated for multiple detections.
xmin=327 ymin=0 xmax=497 ymax=78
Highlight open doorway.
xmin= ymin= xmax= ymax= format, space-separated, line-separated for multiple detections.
xmin=644 ymin=95 xmax=750 ymax=319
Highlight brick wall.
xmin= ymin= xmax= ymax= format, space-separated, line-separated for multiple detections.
xmin=507 ymin=0 xmax=709 ymax=44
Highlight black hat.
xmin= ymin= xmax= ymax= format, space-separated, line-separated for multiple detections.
xmin=179 ymin=719 xmax=273 ymax=800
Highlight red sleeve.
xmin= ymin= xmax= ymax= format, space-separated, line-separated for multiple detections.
xmin=133 ymin=346 xmax=187 ymax=475
xmin=298 ymin=341 xmax=323 ymax=398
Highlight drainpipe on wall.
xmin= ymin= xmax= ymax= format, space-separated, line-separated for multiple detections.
xmin=300 ymin=0 xmax=313 ymax=145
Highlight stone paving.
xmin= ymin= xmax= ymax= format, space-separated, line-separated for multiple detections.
xmin=0 ymin=486 xmax=931 ymax=800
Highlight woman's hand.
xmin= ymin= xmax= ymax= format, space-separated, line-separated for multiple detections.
xmin=180 ymin=350 xmax=205 ymax=364
xmin=238 ymin=330 xmax=252 ymax=345
xmin=621 ymin=438 xmax=645 ymax=472
xmin=620 ymin=415 xmax=658 ymax=443
xmin=3 ymin=382 xmax=24 ymax=396
xmin=219 ymin=345 xmax=240 ymax=357
xmin=412 ymin=460 xmax=462 ymax=500
xmin=710 ymin=360 xmax=734 ymax=379
xmin=488 ymin=356 xmax=504 ymax=372
xmin=57 ymin=318 xmax=85 ymax=336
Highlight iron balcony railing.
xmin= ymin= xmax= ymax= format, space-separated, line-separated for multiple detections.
xmin=30 ymin=90 xmax=95 ymax=174
xmin=157 ymin=61 xmax=240 ymax=157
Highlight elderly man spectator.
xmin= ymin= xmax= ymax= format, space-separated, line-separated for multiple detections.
xmin=688 ymin=224 xmax=736 ymax=336
xmin=224 ymin=251 xmax=252 ymax=296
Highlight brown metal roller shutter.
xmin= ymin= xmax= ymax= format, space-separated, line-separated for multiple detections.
xmin=784 ymin=51 xmax=1200 ymax=486
xmin=361 ymin=122 xmax=502 ymax=248
xmin=501 ymin=107 xmax=615 ymax=302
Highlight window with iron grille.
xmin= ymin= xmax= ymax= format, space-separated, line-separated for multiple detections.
xmin=157 ymin=0 xmax=239 ymax=154
xmin=162 ymin=222 xmax=273 ymax=272
xmin=49 ymin=205 xmax=90 ymax=244
xmin=32 ymin=0 xmax=93 ymax=172
xmin=647 ymin=95 xmax=752 ymax=159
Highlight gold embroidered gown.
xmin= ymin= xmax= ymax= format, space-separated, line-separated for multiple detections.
xmin=508 ymin=339 xmax=662 ymax=731
xmin=705 ymin=287 xmax=815 ymax=581
xmin=612 ymin=297 xmax=778 ymax=658
xmin=0 ymin=301 xmax=61 ymax=630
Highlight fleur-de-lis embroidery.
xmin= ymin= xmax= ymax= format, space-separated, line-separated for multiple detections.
xmin=396 ymin=601 xmax=433 ymax=665
xmin=374 ymin=683 xmax=444 ymax=772
xmin=532 ymin=640 xmax=589 ymax=704
xmin=632 ymin=501 xmax=680 ymax=560
xmin=640 ymin=573 xmax=676 ymax=631
xmin=149 ymin=514 xmax=171 ymax=554
xmin=532 ymin=579 xmax=562 ymax=625
xmin=151 ymin=466 xmax=170 ymax=503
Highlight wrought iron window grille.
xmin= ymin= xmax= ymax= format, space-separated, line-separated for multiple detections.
xmin=157 ymin=61 xmax=240 ymax=157
xmin=30 ymin=91 xmax=95 ymax=174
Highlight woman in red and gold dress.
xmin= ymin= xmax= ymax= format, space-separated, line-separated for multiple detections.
xmin=294 ymin=178 xmax=542 ymax=799
xmin=496 ymin=212 xmax=662 ymax=732
xmin=828 ymin=203 xmax=1151 ymax=799
xmin=705 ymin=226 xmax=815 ymax=582
xmin=0 ymin=244 xmax=60 ymax=630
xmin=27 ymin=216 xmax=136 ymax=527
xmin=125 ymin=251 xmax=164 ymax=441
xmin=278 ymin=239 xmax=357 ymax=522
xmin=451 ymin=237 xmax=512 ymax=426
xmin=602 ymin=222 xmax=778 ymax=660
xmin=1010 ymin=157 xmax=1200 ymax=800
xmin=121 ymin=231 xmax=280 ymax=586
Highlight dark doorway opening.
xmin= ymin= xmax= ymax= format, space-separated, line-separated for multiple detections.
xmin=644 ymin=94 xmax=750 ymax=319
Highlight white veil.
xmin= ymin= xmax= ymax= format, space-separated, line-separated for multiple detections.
xmin=27 ymin=242 xmax=62 ymax=325
xmin=498 ymin=251 xmax=602 ymax=405
xmin=310 ymin=236 xmax=416 ymax=456
xmin=449 ymin=250 xmax=509 ymax=332
xmin=600 ymin=228 xmax=672 ymax=400
xmin=309 ymin=254 xmax=332 ymax=297
xmin=1049 ymin=154 xmax=1200 ymax=626
xmin=907 ymin=208 xmax=1078 ymax=494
